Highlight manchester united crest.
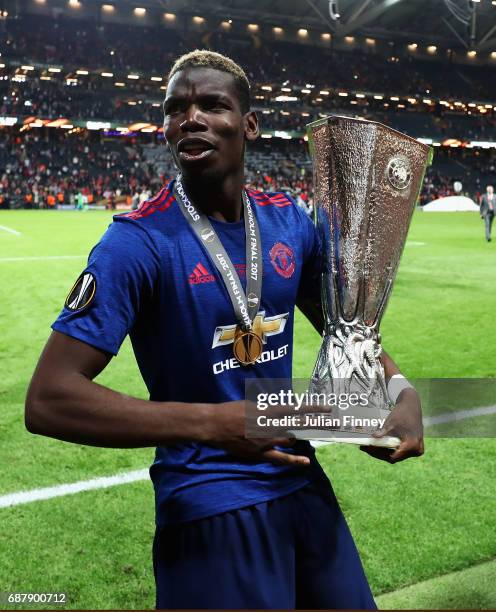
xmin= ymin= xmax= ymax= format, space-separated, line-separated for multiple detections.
xmin=269 ymin=242 xmax=295 ymax=278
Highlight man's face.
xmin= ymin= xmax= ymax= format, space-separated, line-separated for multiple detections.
xmin=488 ymin=186 xmax=494 ymax=195
xmin=163 ymin=67 xmax=258 ymax=181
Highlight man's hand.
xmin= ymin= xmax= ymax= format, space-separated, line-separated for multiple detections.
xmin=206 ymin=400 xmax=312 ymax=467
xmin=360 ymin=388 xmax=424 ymax=464
xmin=214 ymin=434 xmax=309 ymax=467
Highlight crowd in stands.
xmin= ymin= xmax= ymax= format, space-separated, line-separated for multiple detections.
xmin=0 ymin=130 xmax=313 ymax=209
xmin=2 ymin=13 xmax=496 ymax=143
xmin=0 ymin=131 xmax=163 ymax=209
xmin=420 ymin=170 xmax=457 ymax=205
xmin=5 ymin=13 xmax=496 ymax=101
xmin=4 ymin=74 xmax=496 ymax=144
xmin=2 ymin=11 xmax=496 ymax=210
xmin=1 ymin=130 xmax=494 ymax=211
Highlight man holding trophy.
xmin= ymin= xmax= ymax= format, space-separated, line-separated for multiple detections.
xmin=26 ymin=51 xmax=427 ymax=609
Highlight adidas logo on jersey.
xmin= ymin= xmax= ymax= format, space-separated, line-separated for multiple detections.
xmin=189 ymin=262 xmax=247 ymax=285
xmin=189 ymin=263 xmax=215 ymax=285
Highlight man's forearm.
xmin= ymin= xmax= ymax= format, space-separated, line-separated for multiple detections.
xmin=380 ymin=349 xmax=402 ymax=381
xmin=26 ymin=374 xmax=215 ymax=448
xmin=25 ymin=377 xmax=310 ymax=467
xmin=381 ymin=350 xmax=421 ymax=411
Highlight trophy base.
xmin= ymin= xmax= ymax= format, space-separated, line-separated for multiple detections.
xmin=290 ymin=431 xmax=401 ymax=449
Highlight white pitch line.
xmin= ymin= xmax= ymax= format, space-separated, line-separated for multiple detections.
xmin=1 ymin=405 xmax=495 ymax=509
xmin=423 ymin=404 xmax=496 ymax=426
xmin=0 ymin=469 xmax=149 ymax=509
xmin=405 ymin=241 xmax=426 ymax=246
xmin=0 ymin=224 xmax=22 ymax=236
xmin=0 ymin=255 xmax=85 ymax=262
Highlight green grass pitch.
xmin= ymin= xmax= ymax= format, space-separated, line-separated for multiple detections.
xmin=0 ymin=209 xmax=495 ymax=609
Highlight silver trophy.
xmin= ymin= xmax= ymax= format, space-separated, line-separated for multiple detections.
xmin=305 ymin=115 xmax=432 ymax=447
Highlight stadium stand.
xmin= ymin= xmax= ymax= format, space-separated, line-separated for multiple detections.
xmin=5 ymin=13 xmax=496 ymax=100
xmin=1 ymin=2 xmax=496 ymax=209
xmin=2 ymin=128 xmax=495 ymax=210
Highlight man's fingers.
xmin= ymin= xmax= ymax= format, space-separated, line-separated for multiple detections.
xmin=371 ymin=427 xmax=387 ymax=439
xmin=389 ymin=437 xmax=424 ymax=463
xmin=271 ymin=437 xmax=296 ymax=447
xmin=372 ymin=420 xmax=421 ymax=441
xmin=359 ymin=445 xmax=395 ymax=463
xmin=372 ymin=423 xmax=395 ymax=439
xmin=362 ymin=435 xmax=424 ymax=463
xmin=262 ymin=449 xmax=311 ymax=466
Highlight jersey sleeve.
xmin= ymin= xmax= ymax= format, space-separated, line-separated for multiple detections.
xmin=293 ymin=202 xmax=324 ymax=302
xmin=52 ymin=217 xmax=160 ymax=355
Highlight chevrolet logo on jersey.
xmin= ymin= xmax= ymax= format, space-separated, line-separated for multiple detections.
xmin=212 ymin=312 xmax=289 ymax=349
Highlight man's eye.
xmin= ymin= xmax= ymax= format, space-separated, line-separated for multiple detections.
xmin=164 ymin=102 xmax=185 ymax=115
xmin=204 ymin=101 xmax=226 ymax=111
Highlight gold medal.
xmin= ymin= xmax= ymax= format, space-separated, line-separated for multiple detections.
xmin=233 ymin=328 xmax=263 ymax=366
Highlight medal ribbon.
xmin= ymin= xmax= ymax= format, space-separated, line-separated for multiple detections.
xmin=174 ymin=175 xmax=262 ymax=332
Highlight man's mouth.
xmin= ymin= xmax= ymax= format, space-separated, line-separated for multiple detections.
xmin=177 ymin=138 xmax=215 ymax=162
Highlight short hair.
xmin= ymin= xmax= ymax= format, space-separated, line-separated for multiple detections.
xmin=167 ymin=49 xmax=251 ymax=114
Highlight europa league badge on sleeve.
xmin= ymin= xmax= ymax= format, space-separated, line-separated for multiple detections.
xmin=304 ymin=115 xmax=433 ymax=448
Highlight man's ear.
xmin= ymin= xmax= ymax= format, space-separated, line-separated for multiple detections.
xmin=244 ymin=111 xmax=259 ymax=142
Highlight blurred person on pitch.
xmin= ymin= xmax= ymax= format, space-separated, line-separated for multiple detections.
xmin=480 ymin=184 xmax=495 ymax=242
xmin=25 ymin=50 xmax=424 ymax=610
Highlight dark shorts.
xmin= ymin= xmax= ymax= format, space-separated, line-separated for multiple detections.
xmin=153 ymin=478 xmax=376 ymax=609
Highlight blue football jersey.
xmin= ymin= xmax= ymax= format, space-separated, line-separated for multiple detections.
xmin=52 ymin=181 xmax=326 ymax=525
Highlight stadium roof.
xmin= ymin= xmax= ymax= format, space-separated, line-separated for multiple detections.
xmin=94 ymin=0 xmax=496 ymax=49
xmin=14 ymin=0 xmax=496 ymax=53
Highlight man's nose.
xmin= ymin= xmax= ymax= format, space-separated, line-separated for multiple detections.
xmin=180 ymin=105 xmax=207 ymax=131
